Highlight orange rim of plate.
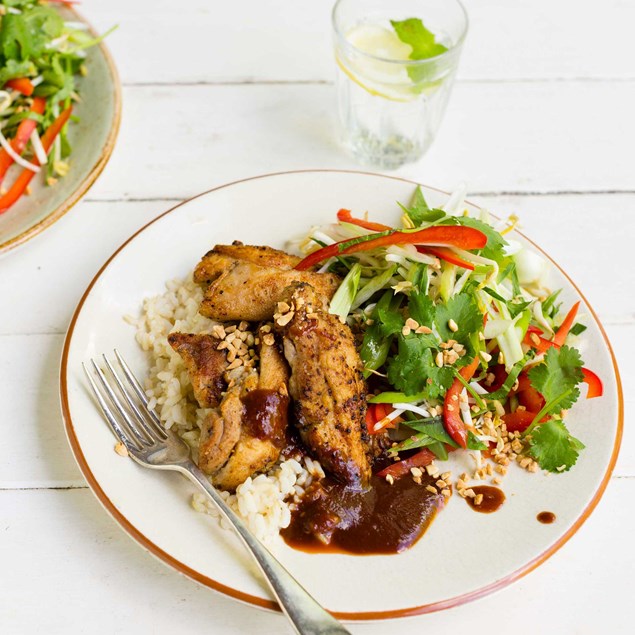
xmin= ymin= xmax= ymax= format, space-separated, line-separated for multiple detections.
xmin=60 ymin=169 xmax=624 ymax=620
xmin=0 ymin=5 xmax=122 ymax=255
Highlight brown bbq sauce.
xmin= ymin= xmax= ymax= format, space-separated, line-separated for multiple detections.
xmin=465 ymin=485 xmax=505 ymax=513
xmin=281 ymin=472 xmax=443 ymax=555
xmin=241 ymin=389 xmax=289 ymax=447
xmin=537 ymin=511 xmax=556 ymax=524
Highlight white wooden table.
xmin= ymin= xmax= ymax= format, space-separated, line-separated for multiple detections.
xmin=1 ymin=1 xmax=633 ymax=632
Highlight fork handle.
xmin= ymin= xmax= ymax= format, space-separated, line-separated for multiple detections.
xmin=184 ymin=463 xmax=351 ymax=635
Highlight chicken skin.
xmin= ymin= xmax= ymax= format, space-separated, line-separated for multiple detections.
xmin=274 ymin=283 xmax=371 ymax=488
xmin=167 ymin=333 xmax=227 ymax=407
xmin=194 ymin=243 xmax=341 ymax=322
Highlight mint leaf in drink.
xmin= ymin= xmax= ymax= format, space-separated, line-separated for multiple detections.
xmin=390 ymin=18 xmax=449 ymax=86
xmin=390 ymin=18 xmax=448 ymax=61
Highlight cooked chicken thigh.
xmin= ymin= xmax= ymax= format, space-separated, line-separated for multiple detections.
xmin=167 ymin=332 xmax=227 ymax=407
xmin=194 ymin=244 xmax=341 ymax=322
xmin=274 ymin=283 xmax=371 ymax=488
xmin=171 ymin=324 xmax=290 ymax=491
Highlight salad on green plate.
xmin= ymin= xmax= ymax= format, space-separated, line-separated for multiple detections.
xmin=0 ymin=0 xmax=114 ymax=216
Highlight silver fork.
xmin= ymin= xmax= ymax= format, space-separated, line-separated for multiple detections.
xmin=83 ymin=350 xmax=350 ymax=635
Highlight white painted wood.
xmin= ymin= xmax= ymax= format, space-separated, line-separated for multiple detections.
xmin=73 ymin=81 xmax=635 ymax=201
xmin=1 ymin=481 xmax=633 ymax=633
xmin=81 ymin=0 xmax=635 ymax=83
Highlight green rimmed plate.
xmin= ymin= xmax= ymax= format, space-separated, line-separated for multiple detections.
xmin=0 ymin=5 xmax=121 ymax=256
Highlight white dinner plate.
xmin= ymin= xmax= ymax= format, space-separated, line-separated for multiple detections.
xmin=60 ymin=170 xmax=622 ymax=620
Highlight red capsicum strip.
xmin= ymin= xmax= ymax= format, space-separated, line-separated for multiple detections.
xmin=337 ymin=208 xmax=390 ymax=232
xmin=5 ymin=77 xmax=34 ymax=96
xmin=0 ymin=105 xmax=72 ymax=215
xmin=376 ymin=448 xmax=436 ymax=479
xmin=581 ymin=368 xmax=603 ymax=398
xmin=296 ymin=225 xmax=487 ymax=271
xmin=443 ymin=357 xmax=480 ymax=448
xmin=336 ymin=210 xmax=478 ymax=270
xmin=417 ymin=246 xmax=475 ymax=270
xmin=0 ymin=96 xmax=46 ymax=182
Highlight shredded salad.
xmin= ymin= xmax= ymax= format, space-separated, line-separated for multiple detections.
xmin=293 ymin=186 xmax=603 ymax=477
xmin=0 ymin=0 xmax=114 ymax=215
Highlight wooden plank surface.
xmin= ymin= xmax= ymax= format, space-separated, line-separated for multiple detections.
xmin=83 ymin=0 xmax=635 ymax=83
xmin=71 ymin=82 xmax=635 ymax=201
xmin=1 ymin=480 xmax=632 ymax=634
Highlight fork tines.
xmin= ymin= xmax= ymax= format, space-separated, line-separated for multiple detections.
xmin=83 ymin=350 xmax=168 ymax=454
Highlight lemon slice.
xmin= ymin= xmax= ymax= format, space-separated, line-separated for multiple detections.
xmin=346 ymin=24 xmax=413 ymax=61
xmin=339 ymin=24 xmax=418 ymax=102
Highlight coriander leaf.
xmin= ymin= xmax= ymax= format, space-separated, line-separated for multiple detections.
xmin=527 ymin=419 xmax=585 ymax=472
xmin=0 ymin=58 xmax=35 ymax=86
xmin=408 ymin=289 xmax=435 ymax=330
xmin=387 ymin=336 xmax=454 ymax=397
xmin=0 ymin=13 xmax=32 ymax=60
xmin=528 ymin=345 xmax=584 ymax=413
xmin=375 ymin=290 xmax=404 ymax=336
xmin=391 ymin=18 xmax=448 ymax=61
xmin=435 ymin=293 xmax=482 ymax=346
xmin=398 ymin=186 xmax=447 ymax=227
xmin=467 ymin=430 xmax=488 ymax=451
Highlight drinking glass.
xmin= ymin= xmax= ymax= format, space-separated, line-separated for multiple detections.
xmin=332 ymin=0 xmax=468 ymax=169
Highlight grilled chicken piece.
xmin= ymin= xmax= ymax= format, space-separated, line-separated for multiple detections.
xmin=167 ymin=332 xmax=227 ymax=408
xmin=197 ymin=326 xmax=290 ymax=490
xmin=194 ymin=243 xmax=300 ymax=282
xmin=194 ymin=244 xmax=341 ymax=322
xmin=274 ymin=283 xmax=371 ymax=488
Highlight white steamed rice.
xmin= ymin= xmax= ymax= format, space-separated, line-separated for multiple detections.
xmin=128 ymin=275 xmax=322 ymax=543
